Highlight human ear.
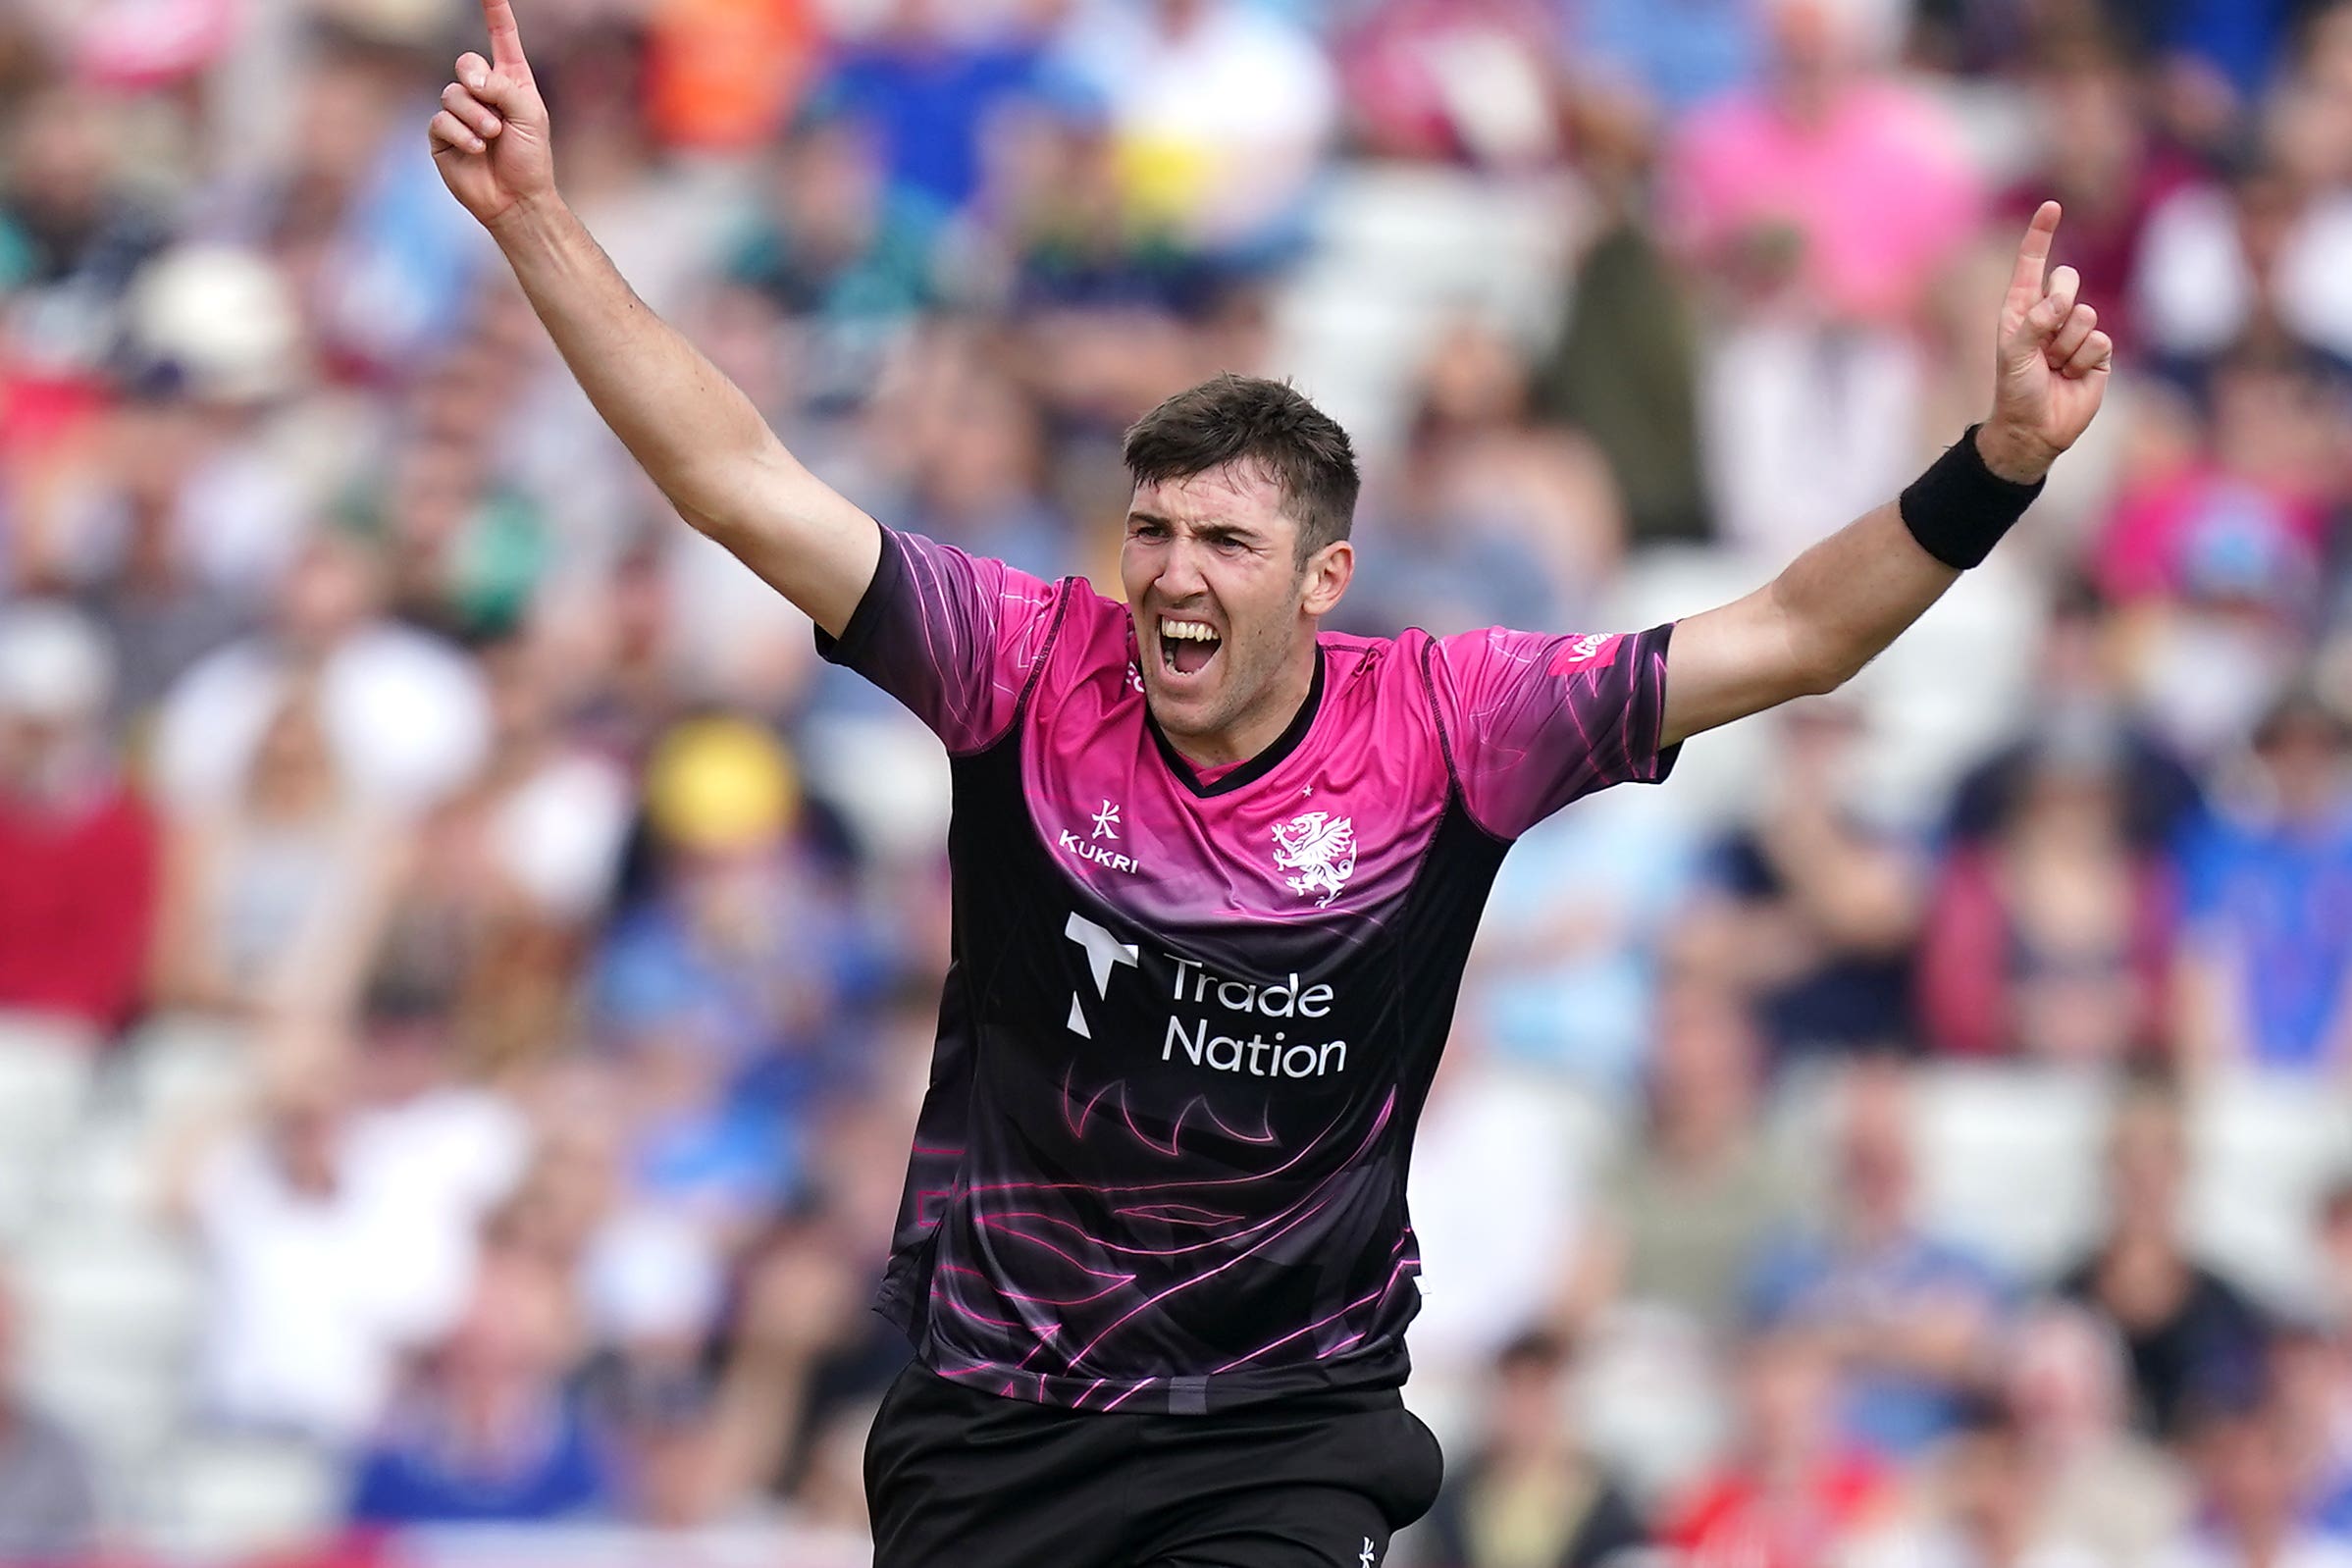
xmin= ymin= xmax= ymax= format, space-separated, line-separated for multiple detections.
xmin=1300 ymin=540 xmax=1353 ymax=617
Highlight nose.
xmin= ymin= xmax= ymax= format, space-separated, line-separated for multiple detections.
xmin=1156 ymin=535 xmax=1209 ymax=601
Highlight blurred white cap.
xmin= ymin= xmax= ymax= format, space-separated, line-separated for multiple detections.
xmin=0 ymin=601 xmax=114 ymax=723
xmin=125 ymin=244 xmax=306 ymax=405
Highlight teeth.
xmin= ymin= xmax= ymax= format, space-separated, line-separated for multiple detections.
xmin=1161 ymin=618 xmax=1220 ymax=643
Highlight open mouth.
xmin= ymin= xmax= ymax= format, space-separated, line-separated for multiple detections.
xmin=1159 ymin=616 xmax=1223 ymax=679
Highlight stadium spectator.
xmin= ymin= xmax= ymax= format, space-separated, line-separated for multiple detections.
xmin=2171 ymin=686 xmax=2352 ymax=1073
xmin=2062 ymin=1084 xmax=2273 ymax=1437
xmin=2004 ymin=1302 xmax=2193 ymax=1565
xmin=1918 ymin=708 xmax=2179 ymax=1064
xmin=0 ymin=599 xmax=158 ymax=1037
xmin=1665 ymin=0 xmax=1984 ymax=559
xmin=1566 ymin=0 xmax=1763 ymax=118
xmin=1682 ymin=696 xmax=1922 ymax=1063
xmin=16 ymin=247 xmax=311 ymax=678
xmin=1467 ymin=770 xmax=1699 ymax=1095
xmin=2156 ymin=1396 xmax=2352 ymax=1568
xmin=0 ymin=80 xmax=168 ymax=371
xmin=2130 ymin=135 xmax=2352 ymax=373
xmin=151 ymin=527 xmax=492 ymax=817
xmin=149 ymin=681 xmax=405 ymax=1023
xmin=178 ymin=1029 xmax=515 ymax=1444
xmin=642 ymin=0 xmax=822 ymax=155
xmin=1056 ymin=0 xmax=1338 ymax=258
xmin=1335 ymin=0 xmax=1561 ymax=169
xmin=1532 ymin=211 xmax=1712 ymax=549
xmin=716 ymin=102 xmax=951 ymax=413
xmin=1657 ymin=1322 xmax=1898 ymax=1568
xmin=2272 ymin=1323 xmax=2352 ymax=1539
xmin=704 ymin=1214 xmax=875 ymax=1512
xmin=1945 ymin=577 xmax=2206 ymax=855
xmin=366 ymin=369 xmax=549 ymax=647
xmin=873 ymin=358 xmax=1077 ymax=582
xmin=1591 ymin=973 xmax=1801 ymax=1335
xmin=1421 ymin=1329 xmax=1648 ymax=1568
xmin=1842 ymin=1397 xmax=2106 ymax=1568
xmin=600 ymin=1360 xmax=731 ymax=1529
xmin=593 ymin=716 xmax=889 ymax=1212
xmin=346 ymin=1243 xmax=616 ymax=1526
xmin=1993 ymin=44 xmax=2205 ymax=357
xmin=374 ymin=633 xmax=632 ymax=1071
xmin=1745 ymin=1059 xmax=2011 ymax=1458
xmin=2094 ymin=346 xmax=2341 ymax=614
xmin=1349 ymin=320 xmax=1625 ymax=639
xmin=820 ymin=0 xmax=1049 ymax=216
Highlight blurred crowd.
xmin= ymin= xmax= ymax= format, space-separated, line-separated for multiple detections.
xmin=4 ymin=0 xmax=2352 ymax=1562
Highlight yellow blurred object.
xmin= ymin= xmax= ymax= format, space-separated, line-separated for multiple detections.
xmin=1116 ymin=134 xmax=1219 ymax=230
xmin=645 ymin=717 xmax=801 ymax=853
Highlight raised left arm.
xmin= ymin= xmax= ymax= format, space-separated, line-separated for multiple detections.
xmin=1661 ymin=200 xmax=2113 ymax=749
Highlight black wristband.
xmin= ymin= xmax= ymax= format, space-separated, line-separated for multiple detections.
xmin=1898 ymin=425 xmax=2045 ymax=570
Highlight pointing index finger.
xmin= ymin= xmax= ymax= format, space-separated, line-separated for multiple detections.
xmin=2007 ymin=200 xmax=2061 ymax=309
xmin=482 ymin=0 xmax=528 ymax=71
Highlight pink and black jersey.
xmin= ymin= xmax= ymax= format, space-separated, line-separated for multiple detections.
xmin=820 ymin=527 xmax=1678 ymax=1415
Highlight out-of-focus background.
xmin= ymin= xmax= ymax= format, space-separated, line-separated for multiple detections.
xmin=2 ymin=0 xmax=2352 ymax=1563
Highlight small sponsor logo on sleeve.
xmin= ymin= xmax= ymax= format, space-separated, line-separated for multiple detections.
xmin=1558 ymin=631 xmax=1617 ymax=668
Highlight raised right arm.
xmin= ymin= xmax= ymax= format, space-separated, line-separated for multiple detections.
xmin=428 ymin=0 xmax=878 ymax=635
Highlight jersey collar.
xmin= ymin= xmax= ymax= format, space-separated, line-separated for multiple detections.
xmin=1145 ymin=644 xmax=1327 ymax=799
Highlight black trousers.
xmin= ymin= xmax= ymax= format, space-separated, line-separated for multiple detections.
xmin=864 ymin=1363 xmax=1445 ymax=1567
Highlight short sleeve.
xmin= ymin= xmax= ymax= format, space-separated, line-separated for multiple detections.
xmin=815 ymin=527 xmax=1070 ymax=754
xmin=1426 ymin=623 xmax=1679 ymax=840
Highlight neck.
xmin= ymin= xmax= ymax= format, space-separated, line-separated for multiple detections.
xmin=1162 ymin=645 xmax=1319 ymax=770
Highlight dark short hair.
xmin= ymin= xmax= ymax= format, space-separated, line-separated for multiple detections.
xmin=1123 ymin=375 xmax=1360 ymax=562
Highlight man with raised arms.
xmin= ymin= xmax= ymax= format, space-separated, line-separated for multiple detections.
xmin=429 ymin=6 xmax=2112 ymax=1561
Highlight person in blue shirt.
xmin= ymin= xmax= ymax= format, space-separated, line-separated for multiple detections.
xmin=347 ymin=1248 xmax=616 ymax=1527
xmin=821 ymin=0 xmax=1048 ymax=215
xmin=1744 ymin=1058 xmax=2011 ymax=1459
xmin=2173 ymin=686 xmax=2352 ymax=1072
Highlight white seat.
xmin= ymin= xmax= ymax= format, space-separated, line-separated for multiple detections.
xmin=2190 ymin=1071 xmax=2352 ymax=1304
xmin=1910 ymin=1065 xmax=2113 ymax=1279
xmin=146 ymin=1437 xmax=341 ymax=1560
xmin=18 ymin=1228 xmax=202 ymax=1369
xmin=0 ymin=1016 xmax=97 ymax=1156
xmin=1765 ymin=1063 xmax=2113 ymax=1281
xmin=1273 ymin=162 xmax=1582 ymax=467
xmin=20 ymin=1353 xmax=183 ymax=1476
xmin=45 ymin=1116 xmax=165 ymax=1230
xmin=120 ymin=1017 xmax=255 ymax=1129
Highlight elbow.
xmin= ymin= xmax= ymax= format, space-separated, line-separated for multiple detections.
xmin=1792 ymin=650 xmax=1855 ymax=700
xmin=1768 ymin=589 xmax=1862 ymax=699
xmin=670 ymin=440 xmax=800 ymax=544
xmin=1786 ymin=621 xmax=1874 ymax=697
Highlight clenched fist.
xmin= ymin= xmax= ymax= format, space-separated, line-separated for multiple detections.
xmin=429 ymin=0 xmax=556 ymax=229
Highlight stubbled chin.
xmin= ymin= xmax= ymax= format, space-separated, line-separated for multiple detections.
xmin=1143 ymin=668 xmax=1219 ymax=727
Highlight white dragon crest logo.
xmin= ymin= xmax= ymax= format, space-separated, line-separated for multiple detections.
xmin=1271 ymin=810 xmax=1357 ymax=908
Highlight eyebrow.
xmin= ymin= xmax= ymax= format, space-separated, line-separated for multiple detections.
xmin=1125 ymin=511 xmax=1262 ymax=546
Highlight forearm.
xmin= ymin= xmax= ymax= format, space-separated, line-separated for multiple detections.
xmin=486 ymin=196 xmax=877 ymax=631
xmin=489 ymin=196 xmax=768 ymax=502
xmin=1774 ymin=421 xmax=2053 ymax=689
xmin=1767 ymin=501 xmax=1960 ymax=694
